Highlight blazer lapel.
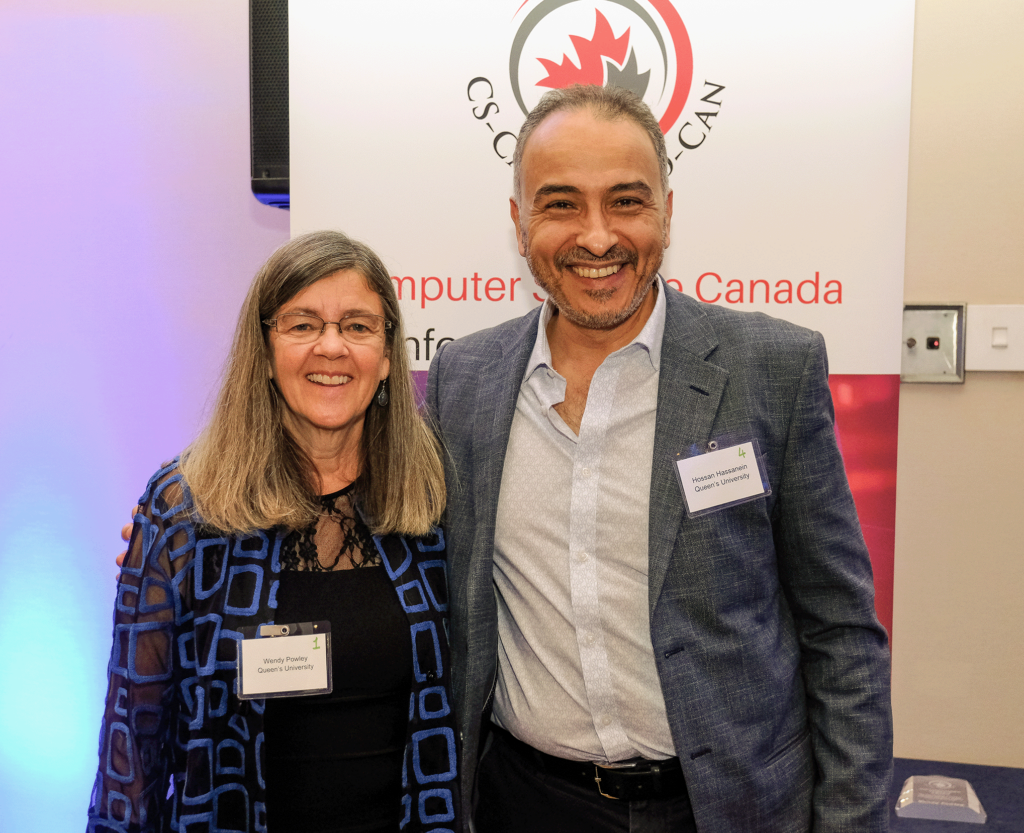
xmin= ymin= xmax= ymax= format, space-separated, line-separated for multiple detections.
xmin=648 ymin=292 xmax=729 ymax=612
xmin=468 ymin=310 xmax=540 ymax=556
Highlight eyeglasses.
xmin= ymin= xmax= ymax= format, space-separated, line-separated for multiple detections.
xmin=263 ymin=312 xmax=392 ymax=344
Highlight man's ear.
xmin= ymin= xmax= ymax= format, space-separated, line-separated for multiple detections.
xmin=510 ymin=197 xmax=527 ymax=257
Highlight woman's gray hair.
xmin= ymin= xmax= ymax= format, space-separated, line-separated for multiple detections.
xmin=512 ymin=84 xmax=671 ymax=205
xmin=180 ymin=230 xmax=444 ymax=536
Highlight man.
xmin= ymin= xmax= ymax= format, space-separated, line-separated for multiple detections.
xmin=426 ymin=84 xmax=892 ymax=832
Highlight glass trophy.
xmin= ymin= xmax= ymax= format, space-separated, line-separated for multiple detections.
xmin=895 ymin=775 xmax=987 ymax=823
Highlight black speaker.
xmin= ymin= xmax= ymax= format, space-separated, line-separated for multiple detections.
xmin=250 ymin=0 xmax=289 ymax=208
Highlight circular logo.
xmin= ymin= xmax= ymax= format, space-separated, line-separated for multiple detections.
xmin=509 ymin=0 xmax=693 ymax=134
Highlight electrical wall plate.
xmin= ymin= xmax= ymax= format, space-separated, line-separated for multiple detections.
xmin=901 ymin=305 xmax=965 ymax=383
xmin=965 ymin=304 xmax=1024 ymax=371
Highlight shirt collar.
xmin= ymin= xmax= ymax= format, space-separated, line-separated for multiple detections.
xmin=524 ymin=276 xmax=668 ymax=380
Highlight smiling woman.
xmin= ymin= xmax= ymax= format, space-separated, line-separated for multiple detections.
xmin=86 ymin=231 xmax=458 ymax=833
xmin=265 ymin=271 xmax=392 ymax=488
xmin=180 ymin=232 xmax=440 ymax=537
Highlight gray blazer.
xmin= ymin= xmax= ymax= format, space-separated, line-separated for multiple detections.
xmin=426 ymin=286 xmax=892 ymax=832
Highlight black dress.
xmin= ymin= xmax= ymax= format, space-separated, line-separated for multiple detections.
xmin=264 ymin=486 xmax=412 ymax=833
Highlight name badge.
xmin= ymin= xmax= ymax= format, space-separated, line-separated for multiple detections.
xmin=674 ymin=440 xmax=770 ymax=516
xmin=237 ymin=621 xmax=332 ymax=700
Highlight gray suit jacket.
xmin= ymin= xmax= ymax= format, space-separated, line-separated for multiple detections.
xmin=426 ymin=286 xmax=893 ymax=832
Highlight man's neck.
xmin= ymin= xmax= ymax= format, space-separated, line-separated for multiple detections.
xmin=545 ymin=283 xmax=658 ymax=434
xmin=546 ymin=282 xmax=658 ymax=371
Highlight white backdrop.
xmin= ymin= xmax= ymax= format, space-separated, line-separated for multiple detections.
xmin=291 ymin=0 xmax=915 ymax=374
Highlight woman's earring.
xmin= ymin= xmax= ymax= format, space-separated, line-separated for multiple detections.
xmin=376 ymin=378 xmax=389 ymax=407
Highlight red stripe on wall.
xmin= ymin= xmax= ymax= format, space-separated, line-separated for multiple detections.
xmin=829 ymin=374 xmax=899 ymax=640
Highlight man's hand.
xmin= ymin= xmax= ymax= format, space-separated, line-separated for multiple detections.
xmin=115 ymin=506 xmax=141 ymax=568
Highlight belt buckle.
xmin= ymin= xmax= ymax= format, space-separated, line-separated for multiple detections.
xmin=593 ymin=765 xmax=620 ymax=800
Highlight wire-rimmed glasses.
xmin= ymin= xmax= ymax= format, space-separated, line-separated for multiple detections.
xmin=262 ymin=312 xmax=392 ymax=345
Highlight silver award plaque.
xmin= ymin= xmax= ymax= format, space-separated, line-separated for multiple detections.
xmin=895 ymin=775 xmax=987 ymax=823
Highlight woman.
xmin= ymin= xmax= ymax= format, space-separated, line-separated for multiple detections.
xmin=87 ymin=231 xmax=459 ymax=833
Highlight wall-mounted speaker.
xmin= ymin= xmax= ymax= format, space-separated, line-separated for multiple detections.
xmin=250 ymin=0 xmax=289 ymax=208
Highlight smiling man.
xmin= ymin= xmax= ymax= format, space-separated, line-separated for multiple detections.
xmin=427 ymin=85 xmax=892 ymax=833
xmin=512 ymin=107 xmax=671 ymax=333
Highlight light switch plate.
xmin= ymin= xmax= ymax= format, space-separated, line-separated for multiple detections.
xmin=901 ymin=305 xmax=965 ymax=383
xmin=965 ymin=304 xmax=1024 ymax=371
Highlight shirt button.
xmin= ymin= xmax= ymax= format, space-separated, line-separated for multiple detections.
xmin=600 ymin=715 xmax=612 ymax=727
xmin=576 ymin=551 xmax=588 ymax=563
xmin=581 ymin=467 xmax=592 ymax=477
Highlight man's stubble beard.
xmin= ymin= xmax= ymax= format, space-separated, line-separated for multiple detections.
xmin=523 ymin=234 xmax=664 ymax=331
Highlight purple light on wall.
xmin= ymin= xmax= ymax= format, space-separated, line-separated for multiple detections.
xmin=0 ymin=4 xmax=288 ymax=830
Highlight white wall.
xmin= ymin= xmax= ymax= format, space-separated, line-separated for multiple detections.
xmin=893 ymin=0 xmax=1024 ymax=767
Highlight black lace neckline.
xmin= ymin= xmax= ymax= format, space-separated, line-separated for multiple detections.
xmin=279 ymin=484 xmax=380 ymax=572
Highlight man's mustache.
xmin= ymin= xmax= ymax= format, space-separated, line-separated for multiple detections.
xmin=554 ymin=246 xmax=639 ymax=269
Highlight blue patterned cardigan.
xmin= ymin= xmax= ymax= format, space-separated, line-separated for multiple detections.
xmin=87 ymin=461 xmax=460 ymax=833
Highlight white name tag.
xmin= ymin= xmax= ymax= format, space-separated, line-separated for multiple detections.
xmin=675 ymin=441 xmax=770 ymax=516
xmin=237 ymin=621 xmax=332 ymax=700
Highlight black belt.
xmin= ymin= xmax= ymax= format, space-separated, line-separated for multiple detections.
xmin=495 ymin=728 xmax=688 ymax=801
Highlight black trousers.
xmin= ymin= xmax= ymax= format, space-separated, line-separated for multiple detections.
xmin=474 ymin=729 xmax=698 ymax=833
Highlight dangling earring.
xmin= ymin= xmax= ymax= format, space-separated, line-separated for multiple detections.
xmin=376 ymin=378 xmax=389 ymax=407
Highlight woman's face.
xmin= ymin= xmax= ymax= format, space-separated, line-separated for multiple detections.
xmin=268 ymin=270 xmax=390 ymax=450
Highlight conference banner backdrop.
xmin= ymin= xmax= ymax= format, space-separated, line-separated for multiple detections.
xmin=290 ymin=1 xmax=916 ymax=634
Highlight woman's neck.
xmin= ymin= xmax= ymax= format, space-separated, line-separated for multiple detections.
xmin=311 ymin=454 xmax=359 ymax=494
xmin=283 ymin=415 xmax=364 ymax=495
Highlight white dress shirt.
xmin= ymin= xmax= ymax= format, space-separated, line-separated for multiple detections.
xmin=491 ymin=281 xmax=676 ymax=763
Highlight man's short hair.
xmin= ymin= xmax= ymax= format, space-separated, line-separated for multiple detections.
xmin=512 ymin=84 xmax=671 ymax=205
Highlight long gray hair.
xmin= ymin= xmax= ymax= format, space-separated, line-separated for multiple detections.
xmin=180 ymin=230 xmax=444 ymax=536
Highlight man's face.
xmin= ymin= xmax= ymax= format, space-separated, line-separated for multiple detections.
xmin=511 ymin=108 xmax=672 ymax=331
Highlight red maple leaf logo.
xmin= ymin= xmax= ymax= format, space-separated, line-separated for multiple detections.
xmin=536 ymin=10 xmax=630 ymax=89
